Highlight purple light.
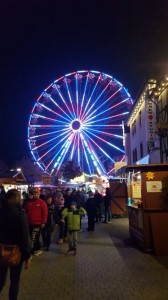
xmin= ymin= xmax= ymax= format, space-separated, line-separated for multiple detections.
xmin=28 ymin=70 xmax=133 ymax=175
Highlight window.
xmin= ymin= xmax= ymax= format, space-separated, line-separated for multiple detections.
xmin=134 ymin=120 xmax=136 ymax=133
xmin=140 ymin=142 xmax=143 ymax=158
xmin=132 ymin=120 xmax=137 ymax=136
xmin=135 ymin=148 xmax=137 ymax=162
xmin=139 ymin=111 xmax=142 ymax=126
xmin=132 ymin=150 xmax=134 ymax=163
xmin=133 ymin=148 xmax=137 ymax=163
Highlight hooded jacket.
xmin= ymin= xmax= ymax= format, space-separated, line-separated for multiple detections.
xmin=0 ymin=204 xmax=31 ymax=261
xmin=62 ymin=207 xmax=86 ymax=231
xmin=25 ymin=198 xmax=48 ymax=226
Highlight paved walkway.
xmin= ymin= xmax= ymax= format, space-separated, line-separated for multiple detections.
xmin=1 ymin=218 xmax=168 ymax=300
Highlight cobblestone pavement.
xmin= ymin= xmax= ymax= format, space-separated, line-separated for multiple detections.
xmin=1 ymin=217 xmax=168 ymax=300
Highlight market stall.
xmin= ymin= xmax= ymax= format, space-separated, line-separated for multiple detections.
xmin=126 ymin=163 xmax=168 ymax=255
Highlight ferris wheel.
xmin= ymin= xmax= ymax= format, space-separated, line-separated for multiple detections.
xmin=28 ymin=70 xmax=133 ymax=176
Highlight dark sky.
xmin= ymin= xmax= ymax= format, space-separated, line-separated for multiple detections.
xmin=0 ymin=0 xmax=168 ymax=164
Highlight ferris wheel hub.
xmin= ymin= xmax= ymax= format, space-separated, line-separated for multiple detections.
xmin=71 ymin=119 xmax=81 ymax=132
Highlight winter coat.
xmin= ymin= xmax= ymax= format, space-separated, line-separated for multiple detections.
xmin=46 ymin=204 xmax=55 ymax=227
xmin=104 ymin=195 xmax=111 ymax=207
xmin=86 ymin=197 xmax=97 ymax=217
xmin=94 ymin=193 xmax=103 ymax=208
xmin=62 ymin=207 xmax=86 ymax=231
xmin=25 ymin=198 xmax=48 ymax=226
xmin=0 ymin=204 xmax=31 ymax=261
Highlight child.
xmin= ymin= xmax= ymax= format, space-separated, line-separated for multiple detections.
xmin=41 ymin=196 xmax=55 ymax=251
xmin=62 ymin=201 xmax=86 ymax=255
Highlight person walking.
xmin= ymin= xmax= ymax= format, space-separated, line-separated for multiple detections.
xmin=25 ymin=188 xmax=48 ymax=256
xmin=63 ymin=189 xmax=73 ymax=241
xmin=86 ymin=192 xmax=97 ymax=231
xmin=41 ymin=196 xmax=55 ymax=251
xmin=0 ymin=185 xmax=6 ymax=208
xmin=62 ymin=201 xmax=86 ymax=255
xmin=54 ymin=192 xmax=65 ymax=244
xmin=0 ymin=189 xmax=31 ymax=300
xmin=94 ymin=190 xmax=103 ymax=223
xmin=103 ymin=188 xmax=112 ymax=224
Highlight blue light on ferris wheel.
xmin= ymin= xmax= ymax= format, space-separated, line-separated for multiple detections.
xmin=28 ymin=70 xmax=133 ymax=176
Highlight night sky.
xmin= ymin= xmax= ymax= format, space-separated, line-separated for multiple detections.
xmin=0 ymin=0 xmax=168 ymax=165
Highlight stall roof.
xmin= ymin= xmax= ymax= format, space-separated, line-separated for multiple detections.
xmin=126 ymin=163 xmax=168 ymax=172
xmin=0 ymin=170 xmax=26 ymax=181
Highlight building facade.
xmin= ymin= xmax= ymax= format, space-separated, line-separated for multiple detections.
xmin=124 ymin=79 xmax=160 ymax=165
xmin=155 ymin=76 xmax=168 ymax=162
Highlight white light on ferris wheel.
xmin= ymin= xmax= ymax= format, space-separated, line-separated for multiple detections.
xmin=28 ymin=70 xmax=133 ymax=176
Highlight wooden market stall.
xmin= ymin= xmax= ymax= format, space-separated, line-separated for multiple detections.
xmin=109 ymin=179 xmax=127 ymax=217
xmin=126 ymin=163 xmax=168 ymax=255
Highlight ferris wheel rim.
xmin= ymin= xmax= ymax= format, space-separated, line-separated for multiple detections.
xmin=28 ymin=70 xmax=133 ymax=176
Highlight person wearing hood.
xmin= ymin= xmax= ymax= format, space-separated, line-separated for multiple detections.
xmin=62 ymin=201 xmax=86 ymax=255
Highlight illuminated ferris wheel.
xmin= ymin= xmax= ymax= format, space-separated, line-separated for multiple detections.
xmin=28 ymin=70 xmax=133 ymax=176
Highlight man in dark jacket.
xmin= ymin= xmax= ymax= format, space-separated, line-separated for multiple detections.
xmin=0 ymin=185 xmax=6 ymax=208
xmin=94 ymin=190 xmax=103 ymax=222
xmin=103 ymin=188 xmax=112 ymax=223
xmin=86 ymin=192 xmax=97 ymax=231
xmin=0 ymin=189 xmax=31 ymax=300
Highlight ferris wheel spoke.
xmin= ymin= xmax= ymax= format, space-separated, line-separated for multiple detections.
xmin=29 ymin=125 xmax=67 ymax=128
xmin=84 ymin=92 xmax=127 ymax=124
xmin=53 ymin=85 xmax=75 ymax=119
xmin=84 ymin=111 xmax=129 ymax=126
xmin=77 ymin=132 xmax=81 ymax=166
xmin=79 ymin=75 xmax=89 ymax=119
xmin=36 ymin=131 xmax=72 ymax=161
xmin=85 ymin=88 xmax=122 ymax=122
xmin=80 ymin=134 xmax=92 ymax=175
xmin=64 ymin=80 xmax=76 ymax=118
xmin=29 ymin=128 xmax=68 ymax=140
xmin=87 ymin=128 xmax=123 ymax=139
xmin=55 ymin=133 xmax=74 ymax=175
xmin=32 ymin=130 xmax=71 ymax=151
xmin=45 ymin=140 xmax=69 ymax=170
xmin=75 ymin=74 xmax=79 ymax=117
xmin=83 ymin=130 xmax=115 ymax=163
xmin=39 ymin=103 xmax=71 ymax=123
xmin=43 ymin=93 xmax=72 ymax=121
xmin=81 ymin=75 xmax=100 ymax=122
xmin=83 ymin=123 xmax=122 ymax=128
xmin=80 ymin=132 xmax=106 ymax=175
xmin=69 ymin=134 xmax=77 ymax=160
xmin=84 ymin=129 xmax=125 ymax=154
xmin=32 ymin=113 xmax=70 ymax=125
xmin=82 ymin=80 xmax=111 ymax=121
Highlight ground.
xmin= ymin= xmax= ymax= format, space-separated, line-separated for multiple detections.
xmin=1 ymin=218 xmax=168 ymax=300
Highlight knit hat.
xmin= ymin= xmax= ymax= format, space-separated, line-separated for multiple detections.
xmin=57 ymin=192 xmax=63 ymax=198
xmin=70 ymin=201 xmax=77 ymax=207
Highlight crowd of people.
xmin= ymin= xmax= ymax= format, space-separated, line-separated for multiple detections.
xmin=0 ymin=186 xmax=112 ymax=300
